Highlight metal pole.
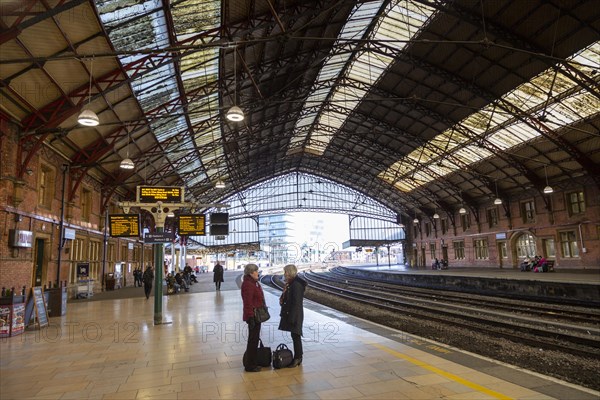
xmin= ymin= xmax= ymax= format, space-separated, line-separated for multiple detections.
xmin=56 ymin=164 xmax=68 ymax=286
xmin=101 ymin=209 xmax=108 ymax=291
xmin=153 ymin=227 xmax=164 ymax=325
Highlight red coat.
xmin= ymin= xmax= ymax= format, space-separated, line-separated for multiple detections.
xmin=241 ymin=274 xmax=266 ymax=321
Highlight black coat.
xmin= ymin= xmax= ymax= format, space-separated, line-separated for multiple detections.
xmin=213 ymin=264 xmax=224 ymax=283
xmin=278 ymin=276 xmax=307 ymax=336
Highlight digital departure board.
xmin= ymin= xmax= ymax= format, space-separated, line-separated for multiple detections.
xmin=137 ymin=186 xmax=183 ymax=203
xmin=109 ymin=214 xmax=140 ymax=238
xmin=178 ymin=214 xmax=206 ymax=236
xmin=210 ymin=224 xmax=229 ymax=236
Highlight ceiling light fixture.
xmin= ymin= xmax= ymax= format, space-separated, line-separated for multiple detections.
xmin=433 ymin=207 xmax=439 ymax=219
xmin=120 ymin=131 xmax=135 ymax=170
xmin=226 ymin=45 xmax=244 ymax=122
xmin=543 ymin=165 xmax=553 ymax=194
xmin=459 ymin=191 xmax=467 ymax=214
xmin=413 ymin=210 xmax=418 ymax=224
xmin=215 ymin=179 xmax=226 ymax=189
xmin=77 ymin=57 xmax=100 ymax=126
xmin=494 ymin=180 xmax=502 ymax=205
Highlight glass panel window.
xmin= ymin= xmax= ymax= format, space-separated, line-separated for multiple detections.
xmin=516 ymin=233 xmax=536 ymax=258
xmin=560 ymin=231 xmax=579 ymax=258
xmin=429 ymin=243 xmax=436 ymax=258
xmin=474 ymin=239 xmax=488 ymax=260
xmin=487 ymin=208 xmax=498 ymax=227
xmin=108 ymin=243 xmax=115 ymax=262
xmin=521 ymin=200 xmax=535 ymax=223
xmin=81 ymin=187 xmax=92 ymax=222
xmin=543 ymin=238 xmax=556 ymax=258
xmin=567 ymin=191 xmax=585 ymax=215
xmin=38 ymin=165 xmax=55 ymax=208
xmin=441 ymin=219 xmax=447 ymax=234
xmin=461 ymin=214 xmax=470 ymax=231
xmin=499 ymin=242 xmax=507 ymax=259
xmin=453 ymin=240 xmax=465 ymax=260
xmin=425 ymin=222 xmax=431 ymax=236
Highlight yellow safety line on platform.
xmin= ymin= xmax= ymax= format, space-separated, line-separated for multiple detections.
xmin=372 ymin=343 xmax=513 ymax=400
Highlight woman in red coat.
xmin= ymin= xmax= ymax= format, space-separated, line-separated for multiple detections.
xmin=241 ymin=263 xmax=265 ymax=372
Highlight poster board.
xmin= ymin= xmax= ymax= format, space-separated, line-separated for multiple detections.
xmin=31 ymin=287 xmax=49 ymax=328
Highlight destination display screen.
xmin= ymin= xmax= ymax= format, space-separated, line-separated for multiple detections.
xmin=138 ymin=186 xmax=183 ymax=203
xmin=109 ymin=214 xmax=140 ymax=238
xmin=178 ymin=214 xmax=206 ymax=236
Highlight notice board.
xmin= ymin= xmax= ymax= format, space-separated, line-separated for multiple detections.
xmin=31 ymin=287 xmax=49 ymax=328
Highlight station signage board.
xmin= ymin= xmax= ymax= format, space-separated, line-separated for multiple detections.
xmin=109 ymin=214 xmax=140 ymax=238
xmin=8 ymin=230 xmax=33 ymax=248
xmin=178 ymin=214 xmax=206 ymax=236
xmin=137 ymin=186 xmax=183 ymax=203
xmin=144 ymin=232 xmax=174 ymax=244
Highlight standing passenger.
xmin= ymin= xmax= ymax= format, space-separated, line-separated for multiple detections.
xmin=278 ymin=264 xmax=307 ymax=368
xmin=213 ymin=261 xmax=224 ymax=291
xmin=241 ymin=263 xmax=264 ymax=372
xmin=142 ymin=265 xmax=154 ymax=299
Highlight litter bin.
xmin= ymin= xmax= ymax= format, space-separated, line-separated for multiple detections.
xmin=47 ymin=287 xmax=67 ymax=316
xmin=105 ymin=273 xmax=115 ymax=291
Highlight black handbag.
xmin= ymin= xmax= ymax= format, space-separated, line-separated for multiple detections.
xmin=243 ymin=339 xmax=272 ymax=368
xmin=254 ymin=305 xmax=270 ymax=323
xmin=272 ymin=343 xmax=294 ymax=369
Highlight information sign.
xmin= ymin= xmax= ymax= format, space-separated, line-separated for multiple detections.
xmin=109 ymin=214 xmax=140 ymax=238
xmin=138 ymin=186 xmax=183 ymax=203
xmin=144 ymin=232 xmax=174 ymax=244
xmin=178 ymin=214 xmax=206 ymax=236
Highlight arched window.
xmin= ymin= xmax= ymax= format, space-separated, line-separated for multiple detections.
xmin=516 ymin=233 xmax=537 ymax=258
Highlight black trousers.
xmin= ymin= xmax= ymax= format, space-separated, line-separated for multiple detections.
xmin=245 ymin=321 xmax=261 ymax=368
xmin=144 ymin=283 xmax=152 ymax=299
xmin=291 ymin=332 xmax=302 ymax=360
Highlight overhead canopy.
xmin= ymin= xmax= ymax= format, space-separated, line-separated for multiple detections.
xmin=1 ymin=0 xmax=599 ymax=219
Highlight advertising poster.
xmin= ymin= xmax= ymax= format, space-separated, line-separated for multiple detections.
xmin=0 ymin=306 xmax=12 ymax=337
xmin=11 ymin=303 xmax=25 ymax=336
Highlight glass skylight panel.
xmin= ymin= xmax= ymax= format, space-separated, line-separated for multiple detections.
xmin=297 ymin=1 xmax=436 ymax=156
xmin=172 ymin=0 xmax=220 ymax=39
xmin=379 ymin=40 xmax=600 ymax=191
xmin=453 ymin=145 xmax=491 ymax=165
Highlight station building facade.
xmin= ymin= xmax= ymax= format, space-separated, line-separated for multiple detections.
xmin=1 ymin=117 xmax=599 ymax=297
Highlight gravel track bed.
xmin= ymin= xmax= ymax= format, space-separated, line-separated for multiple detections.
xmin=305 ymin=287 xmax=600 ymax=391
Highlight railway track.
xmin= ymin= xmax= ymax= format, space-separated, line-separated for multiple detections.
xmin=263 ymin=271 xmax=600 ymax=359
xmin=326 ymin=267 xmax=600 ymax=327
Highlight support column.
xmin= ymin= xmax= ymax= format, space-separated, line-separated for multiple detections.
xmin=153 ymin=226 xmax=164 ymax=325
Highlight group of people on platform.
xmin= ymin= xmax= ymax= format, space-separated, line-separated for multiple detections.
xmin=520 ymin=255 xmax=554 ymax=272
xmin=241 ymin=263 xmax=306 ymax=373
xmin=165 ymin=264 xmax=199 ymax=294
xmin=432 ymin=258 xmax=449 ymax=270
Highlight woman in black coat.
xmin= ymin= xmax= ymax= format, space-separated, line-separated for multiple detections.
xmin=278 ymin=264 xmax=307 ymax=367
xmin=213 ymin=262 xmax=224 ymax=290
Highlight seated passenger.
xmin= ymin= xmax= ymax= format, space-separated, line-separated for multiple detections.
xmin=175 ymin=272 xmax=189 ymax=292
xmin=440 ymin=259 xmax=448 ymax=269
xmin=166 ymin=273 xmax=179 ymax=294
xmin=520 ymin=257 xmax=532 ymax=271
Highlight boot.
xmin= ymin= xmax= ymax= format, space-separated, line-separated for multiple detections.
xmin=288 ymin=357 xmax=302 ymax=368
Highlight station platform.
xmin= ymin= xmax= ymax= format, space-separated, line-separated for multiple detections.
xmin=343 ymin=263 xmax=600 ymax=283
xmin=1 ymin=271 xmax=598 ymax=400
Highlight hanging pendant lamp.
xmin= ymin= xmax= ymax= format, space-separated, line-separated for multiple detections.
xmin=543 ymin=165 xmax=553 ymax=194
xmin=494 ymin=180 xmax=502 ymax=205
xmin=78 ymin=57 xmax=100 ymax=126
xmin=120 ymin=132 xmax=135 ymax=170
xmin=226 ymin=45 xmax=244 ymax=122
